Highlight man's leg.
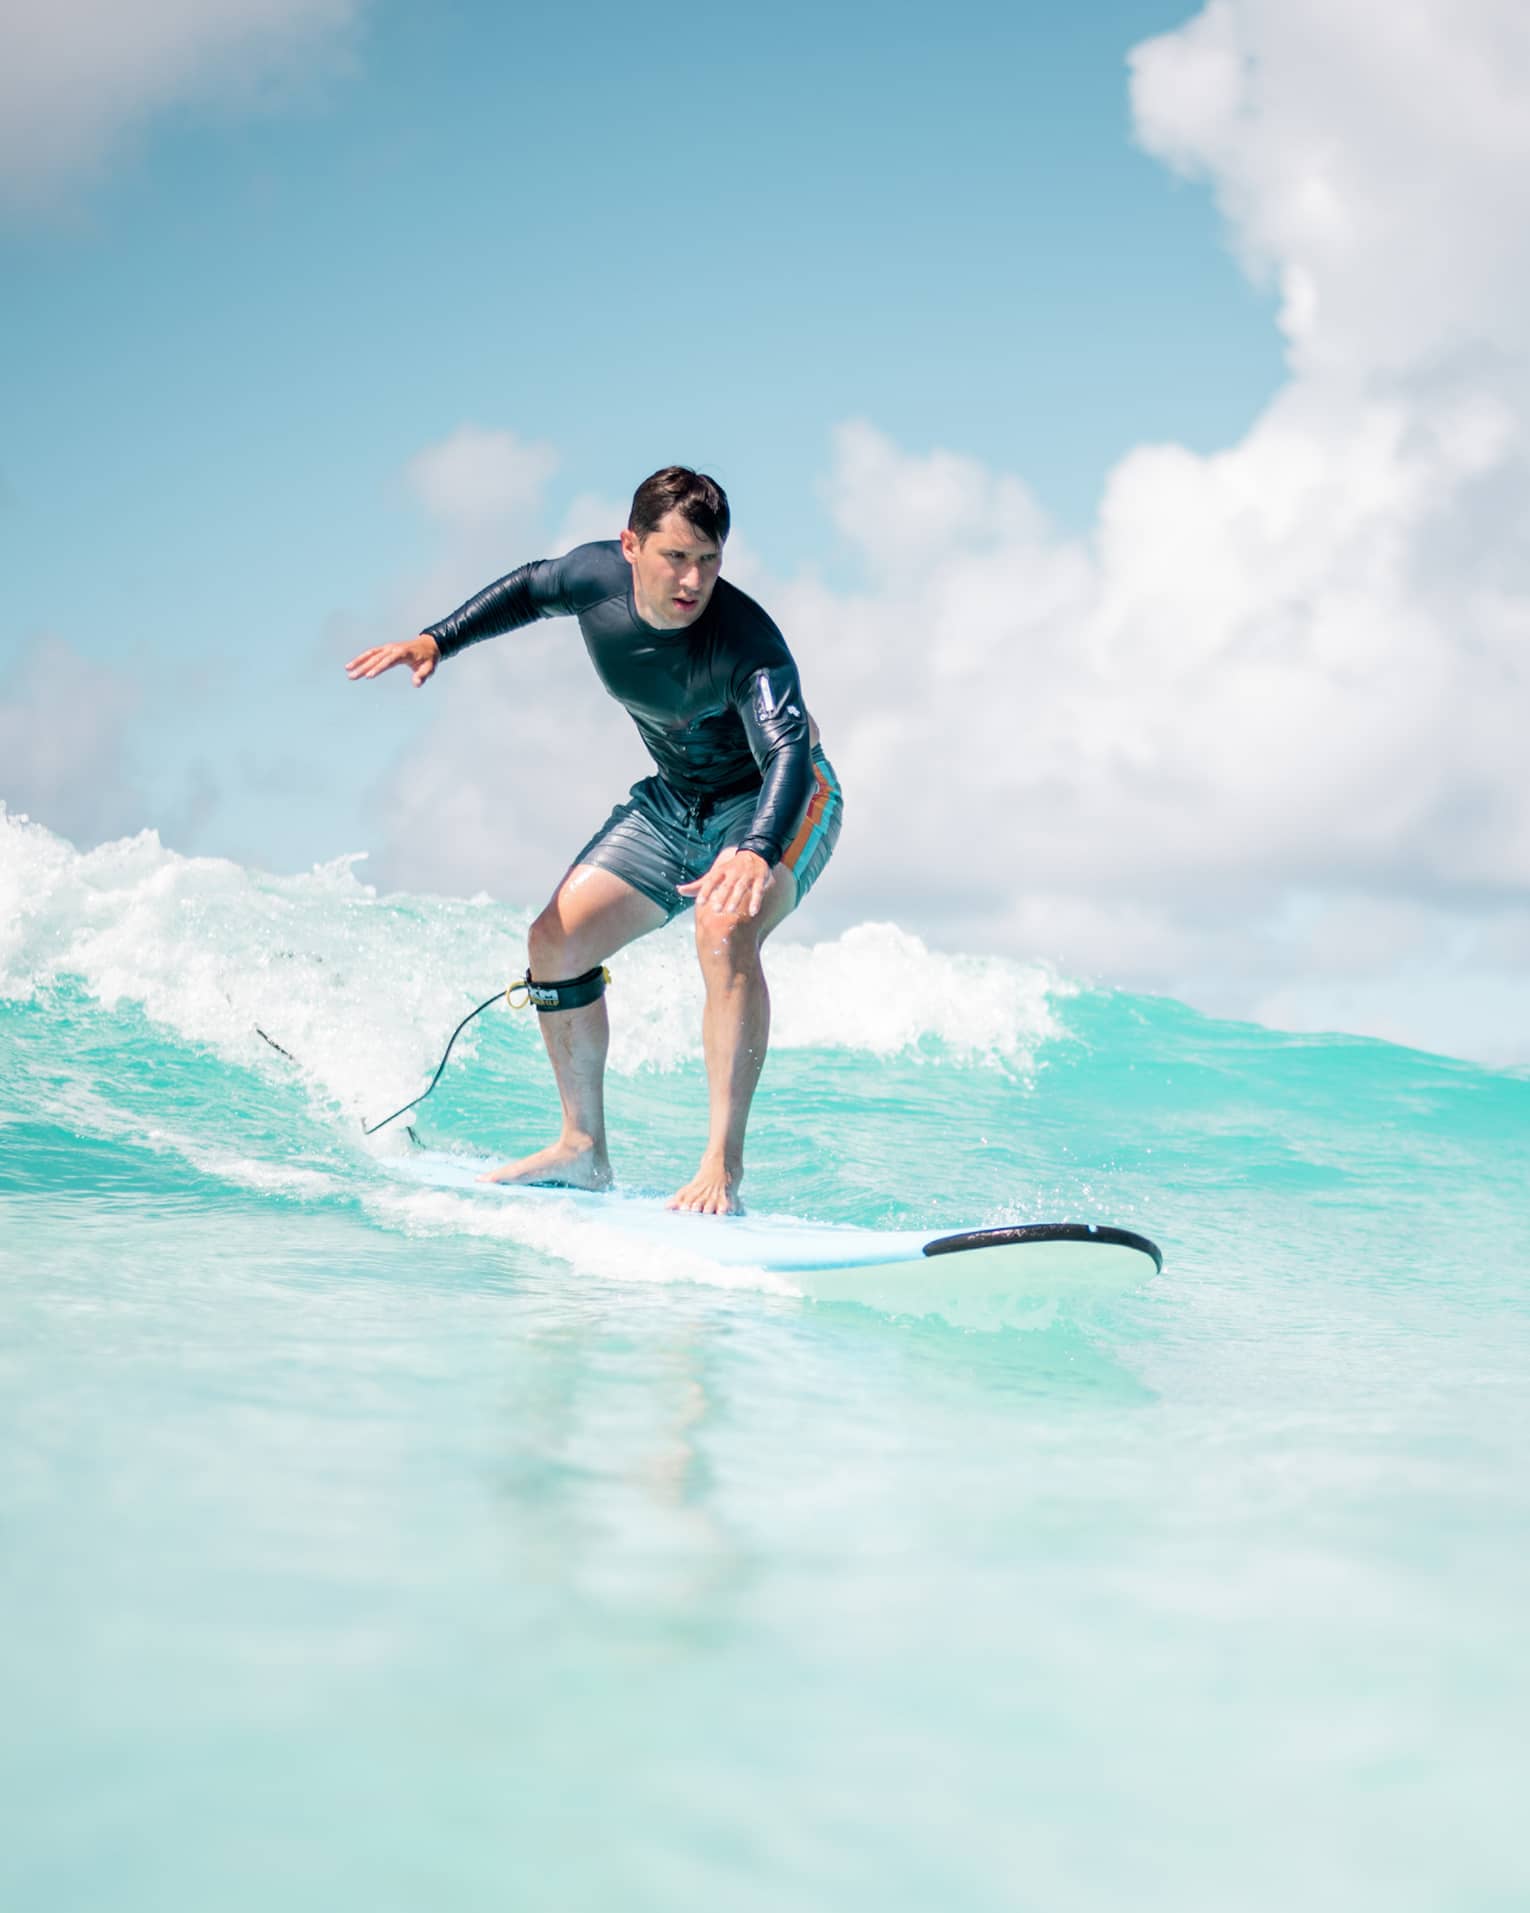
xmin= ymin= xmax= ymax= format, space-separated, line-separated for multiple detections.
xmin=482 ymin=864 xmax=667 ymax=1187
xmin=668 ymin=862 xmax=799 ymax=1215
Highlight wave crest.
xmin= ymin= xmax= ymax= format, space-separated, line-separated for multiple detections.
xmin=0 ymin=811 xmax=1066 ymax=1123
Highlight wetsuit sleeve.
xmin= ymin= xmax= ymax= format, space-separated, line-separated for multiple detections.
xmin=733 ymin=662 xmax=815 ymax=867
xmin=423 ymin=555 xmax=576 ymax=660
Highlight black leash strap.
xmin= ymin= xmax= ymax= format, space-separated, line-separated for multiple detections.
xmin=359 ymin=990 xmax=506 ymax=1136
xmin=255 ymin=965 xmax=612 ymax=1136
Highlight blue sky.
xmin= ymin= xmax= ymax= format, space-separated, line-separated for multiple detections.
xmin=7 ymin=0 xmax=1527 ymax=1064
xmin=3 ymin=0 xmax=1278 ymax=868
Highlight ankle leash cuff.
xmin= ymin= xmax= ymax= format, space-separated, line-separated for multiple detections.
xmin=506 ymin=965 xmax=612 ymax=1014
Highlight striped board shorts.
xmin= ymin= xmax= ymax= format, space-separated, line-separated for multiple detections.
xmin=573 ymin=747 xmax=844 ymax=921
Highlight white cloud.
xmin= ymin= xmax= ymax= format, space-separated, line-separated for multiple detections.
xmin=375 ymin=622 xmax=644 ymax=906
xmin=0 ymin=636 xmax=144 ymax=843
xmin=0 ymin=0 xmax=361 ymax=206
xmin=367 ymin=449 xmax=638 ymax=902
xmin=371 ymin=0 xmax=1530 ymax=1065
xmin=406 ymin=426 xmax=559 ymax=535
xmin=0 ymin=636 xmax=226 ymax=852
xmin=1128 ymin=0 xmax=1530 ymax=376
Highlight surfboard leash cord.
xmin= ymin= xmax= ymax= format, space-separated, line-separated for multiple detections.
xmin=358 ymin=988 xmax=506 ymax=1135
xmin=252 ymin=964 xmax=613 ymax=1136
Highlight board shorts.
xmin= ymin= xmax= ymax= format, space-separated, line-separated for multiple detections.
xmin=571 ymin=747 xmax=843 ymax=922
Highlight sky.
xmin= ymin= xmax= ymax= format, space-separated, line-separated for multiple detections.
xmin=3 ymin=0 xmax=1529 ymax=1065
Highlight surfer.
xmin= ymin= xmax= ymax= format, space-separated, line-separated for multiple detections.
xmin=345 ymin=467 xmax=841 ymax=1215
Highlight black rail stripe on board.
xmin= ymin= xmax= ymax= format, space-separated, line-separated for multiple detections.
xmin=922 ymin=1223 xmax=1163 ymax=1274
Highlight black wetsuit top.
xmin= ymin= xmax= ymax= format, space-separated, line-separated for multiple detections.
xmin=424 ymin=540 xmax=815 ymax=867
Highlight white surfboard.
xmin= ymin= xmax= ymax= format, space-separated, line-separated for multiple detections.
xmin=386 ymin=1149 xmax=1162 ymax=1329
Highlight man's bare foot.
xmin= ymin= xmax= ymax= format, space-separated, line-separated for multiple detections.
xmin=478 ymin=1136 xmax=612 ymax=1190
xmin=667 ymin=1153 xmax=744 ymax=1216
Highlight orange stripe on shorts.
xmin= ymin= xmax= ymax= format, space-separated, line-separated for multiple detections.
xmin=783 ymin=764 xmax=831 ymax=869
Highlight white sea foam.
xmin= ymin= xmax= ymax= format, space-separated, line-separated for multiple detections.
xmin=0 ymin=809 xmax=1067 ymax=1132
xmin=171 ymin=1146 xmax=344 ymax=1201
xmin=357 ymin=1181 xmax=798 ymax=1299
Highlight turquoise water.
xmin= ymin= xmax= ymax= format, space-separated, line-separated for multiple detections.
xmin=3 ymin=810 xmax=1528 ymax=1911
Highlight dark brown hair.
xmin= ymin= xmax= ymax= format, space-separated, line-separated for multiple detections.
xmin=628 ymin=467 xmax=731 ymax=545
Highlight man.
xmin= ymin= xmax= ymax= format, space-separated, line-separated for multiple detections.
xmin=346 ymin=467 xmax=842 ymax=1215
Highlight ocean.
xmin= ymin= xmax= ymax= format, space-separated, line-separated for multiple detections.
xmin=3 ymin=807 xmax=1527 ymax=1911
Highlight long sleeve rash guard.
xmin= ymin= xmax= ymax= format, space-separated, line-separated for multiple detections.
xmin=423 ymin=540 xmax=816 ymax=867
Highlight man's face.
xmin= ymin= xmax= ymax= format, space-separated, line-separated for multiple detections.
xmin=620 ymin=509 xmax=723 ymax=630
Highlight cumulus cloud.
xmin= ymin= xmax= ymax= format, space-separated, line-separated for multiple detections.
xmin=0 ymin=636 xmax=226 ymax=851
xmin=0 ymin=0 xmax=361 ymax=206
xmin=406 ymin=426 xmax=559 ymax=535
xmin=372 ymin=0 xmax=1530 ymax=1063
xmin=375 ymin=619 xmax=643 ymax=906
xmin=0 ymin=636 xmax=145 ymax=843
xmin=366 ymin=435 xmax=637 ymax=902
xmin=793 ymin=390 xmax=1529 ymax=914
xmin=1129 ymin=0 xmax=1530 ymax=377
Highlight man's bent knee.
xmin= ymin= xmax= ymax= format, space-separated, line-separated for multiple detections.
xmin=694 ymin=864 xmax=797 ymax=952
xmin=694 ymin=901 xmax=771 ymax=971
xmin=528 ymin=907 xmax=572 ymax=976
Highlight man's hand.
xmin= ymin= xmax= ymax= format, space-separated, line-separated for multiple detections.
xmin=345 ymin=633 xmax=441 ymax=688
xmin=679 ymin=846 xmax=774 ymax=920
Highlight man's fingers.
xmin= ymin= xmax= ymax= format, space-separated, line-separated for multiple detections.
xmin=739 ymin=867 xmax=771 ymax=918
xmin=682 ymin=854 xmax=773 ymax=919
xmin=347 ymin=640 xmax=436 ymax=682
xmin=679 ymin=871 xmax=729 ymax=905
xmin=346 ymin=646 xmax=398 ymax=678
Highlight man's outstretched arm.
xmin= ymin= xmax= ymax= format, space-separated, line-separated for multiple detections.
xmin=345 ymin=552 xmax=584 ymax=688
xmin=344 ymin=564 xmax=546 ymax=688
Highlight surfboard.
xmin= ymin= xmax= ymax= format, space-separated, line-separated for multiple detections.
xmin=386 ymin=1150 xmax=1162 ymax=1329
